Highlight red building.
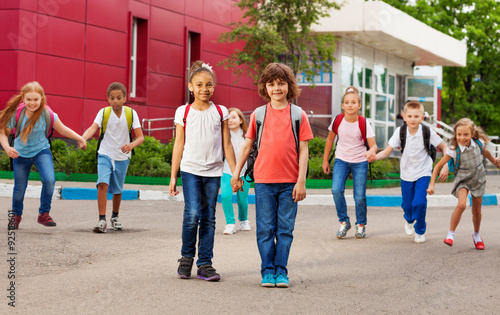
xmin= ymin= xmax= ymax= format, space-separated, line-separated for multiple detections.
xmin=0 ymin=0 xmax=260 ymax=141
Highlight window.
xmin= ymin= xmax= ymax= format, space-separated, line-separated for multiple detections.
xmin=129 ymin=17 xmax=148 ymax=100
xmin=186 ymin=31 xmax=201 ymax=103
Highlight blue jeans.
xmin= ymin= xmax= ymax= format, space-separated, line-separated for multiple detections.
xmin=255 ymin=183 xmax=297 ymax=277
xmin=221 ymin=173 xmax=250 ymax=224
xmin=401 ymin=176 xmax=430 ymax=235
xmin=180 ymin=171 xmax=220 ymax=266
xmin=331 ymin=159 xmax=368 ymax=225
xmin=12 ymin=149 xmax=55 ymax=216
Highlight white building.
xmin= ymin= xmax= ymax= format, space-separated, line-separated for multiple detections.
xmin=299 ymin=0 xmax=466 ymax=146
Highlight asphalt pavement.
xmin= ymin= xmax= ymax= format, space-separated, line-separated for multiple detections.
xmin=1 ymin=177 xmax=500 ymax=314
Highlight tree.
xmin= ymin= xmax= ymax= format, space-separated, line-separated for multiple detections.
xmin=382 ymin=0 xmax=500 ymax=135
xmin=218 ymin=0 xmax=342 ymax=84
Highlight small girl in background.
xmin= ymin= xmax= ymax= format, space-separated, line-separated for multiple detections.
xmin=221 ymin=108 xmax=251 ymax=235
xmin=169 ymin=61 xmax=236 ymax=281
xmin=0 ymin=81 xmax=86 ymax=230
xmin=428 ymin=118 xmax=498 ymax=250
xmin=322 ymin=86 xmax=378 ymax=239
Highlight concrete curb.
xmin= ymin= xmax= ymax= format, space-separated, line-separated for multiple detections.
xmin=1 ymin=183 xmax=498 ymax=207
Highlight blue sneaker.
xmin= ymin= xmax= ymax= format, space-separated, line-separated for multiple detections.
xmin=261 ymin=273 xmax=275 ymax=287
xmin=275 ymin=273 xmax=289 ymax=288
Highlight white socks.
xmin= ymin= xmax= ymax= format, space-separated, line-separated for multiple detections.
xmin=447 ymin=231 xmax=455 ymax=240
xmin=473 ymin=231 xmax=482 ymax=243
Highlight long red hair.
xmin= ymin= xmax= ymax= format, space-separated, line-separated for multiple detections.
xmin=0 ymin=81 xmax=47 ymax=143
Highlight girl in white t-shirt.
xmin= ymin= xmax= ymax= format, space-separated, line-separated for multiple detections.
xmin=221 ymin=108 xmax=251 ymax=235
xmin=322 ymin=86 xmax=378 ymax=239
xmin=169 ymin=61 xmax=236 ymax=281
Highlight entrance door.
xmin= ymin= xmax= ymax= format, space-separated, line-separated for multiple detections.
xmin=405 ymin=76 xmax=438 ymax=122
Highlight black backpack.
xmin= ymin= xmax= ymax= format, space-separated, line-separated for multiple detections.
xmin=399 ymin=123 xmax=436 ymax=162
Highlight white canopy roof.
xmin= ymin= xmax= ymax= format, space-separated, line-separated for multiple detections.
xmin=312 ymin=0 xmax=467 ymax=67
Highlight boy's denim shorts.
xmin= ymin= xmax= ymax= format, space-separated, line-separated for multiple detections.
xmin=97 ymin=154 xmax=130 ymax=195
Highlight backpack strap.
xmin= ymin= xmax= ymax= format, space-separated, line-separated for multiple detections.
xmin=290 ymin=104 xmax=302 ymax=154
xmin=100 ymin=106 xmax=112 ymax=136
xmin=473 ymin=138 xmax=483 ymax=154
xmin=124 ymin=106 xmax=133 ymax=131
xmin=13 ymin=104 xmax=54 ymax=138
xmin=183 ymin=103 xmax=223 ymax=128
xmin=332 ymin=113 xmax=344 ymax=136
xmin=421 ymin=124 xmax=431 ymax=157
xmin=254 ymin=105 xmax=267 ymax=150
xmin=358 ymin=115 xmax=369 ymax=150
xmin=399 ymin=123 xmax=407 ymax=154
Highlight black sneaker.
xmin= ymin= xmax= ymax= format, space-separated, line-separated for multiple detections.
xmin=177 ymin=257 xmax=194 ymax=279
xmin=197 ymin=265 xmax=221 ymax=281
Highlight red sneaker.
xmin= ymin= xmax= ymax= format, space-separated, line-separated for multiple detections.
xmin=8 ymin=215 xmax=22 ymax=230
xmin=38 ymin=213 xmax=56 ymax=227
xmin=473 ymin=235 xmax=485 ymax=250
xmin=443 ymin=238 xmax=453 ymax=246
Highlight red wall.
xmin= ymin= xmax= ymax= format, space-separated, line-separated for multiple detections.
xmin=0 ymin=0 xmax=260 ymax=141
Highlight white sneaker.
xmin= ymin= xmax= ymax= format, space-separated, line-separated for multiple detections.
xmin=110 ymin=217 xmax=123 ymax=230
xmin=405 ymin=221 xmax=415 ymax=236
xmin=223 ymin=224 xmax=236 ymax=235
xmin=415 ymin=234 xmax=425 ymax=243
xmin=239 ymin=220 xmax=251 ymax=231
xmin=93 ymin=219 xmax=107 ymax=233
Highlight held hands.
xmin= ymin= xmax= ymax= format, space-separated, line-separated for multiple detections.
xmin=77 ymin=137 xmax=87 ymax=151
xmin=230 ymin=176 xmax=243 ymax=192
xmin=5 ymin=147 xmax=19 ymax=159
xmin=495 ymin=157 xmax=500 ymax=168
xmin=365 ymin=151 xmax=376 ymax=163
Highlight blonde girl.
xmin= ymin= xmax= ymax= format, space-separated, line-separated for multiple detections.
xmin=221 ymin=108 xmax=251 ymax=235
xmin=0 ymin=81 xmax=86 ymax=230
xmin=428 ymin=118 xmax=498 ymax=250
xmin=322 ymin=86 xmax=378 ymax=239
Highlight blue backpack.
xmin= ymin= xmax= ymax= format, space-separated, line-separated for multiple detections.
xmin=447 ymin=138 xmax=483 ymax=173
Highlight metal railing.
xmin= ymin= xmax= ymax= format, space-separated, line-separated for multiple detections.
xmin=423 ymin=119 xmax=500 ymax=161
xmin=141 ymin=110 xmax=318 ymax=139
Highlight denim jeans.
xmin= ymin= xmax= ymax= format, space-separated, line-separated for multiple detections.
xmin=180 ymin=171 xmax=220 ymax=266
xmin=255 ymin=183 xmax=297 ymax=277
xmin=401 ymin=176 xmax=430 ymax=235
xmin=221 ymin=173 xmax=250 ymax=224
xmin=12 ymin=149 xmax=55 ymax=216
xmin=331 ymin=159 xmax=368 ymax=225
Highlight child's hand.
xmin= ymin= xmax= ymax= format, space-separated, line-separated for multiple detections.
xmin=169 ymin=177 xmax=179 ymax=196
xmin=427 ymin=184 xmax=435 ymax=195
xmin=78 ymin=138 xmax=87 ymax=151
xmin=322 ymin=160 xmax=330 ymax=174
xmin=495 ymin=157 xmax=500 ymax=168
xmin=121 ymin=144 xmax=133 ymax=154
xmin=292 ymin=181 xmax=306 ymax=202
xmin=437 ymin=167 xmax=448 ymax=182
xmin=365 ymin=152 xmax=375 ymax=163
xmin=230 ymin=176 xmax=243 ymax=192
xmin=5 ymin=147 xmax=19 ymax=159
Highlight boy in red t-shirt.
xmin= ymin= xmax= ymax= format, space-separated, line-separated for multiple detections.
xmin=231 ymin=63 xmax=313 ymax=288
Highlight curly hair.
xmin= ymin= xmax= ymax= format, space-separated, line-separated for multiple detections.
xmin=257 ymin=63 xmax=301 ymax=101
xmin=188 ymin=60 xmax=216 ymax=84
xmin=450 ymin=118 xmax=490 ymax=149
